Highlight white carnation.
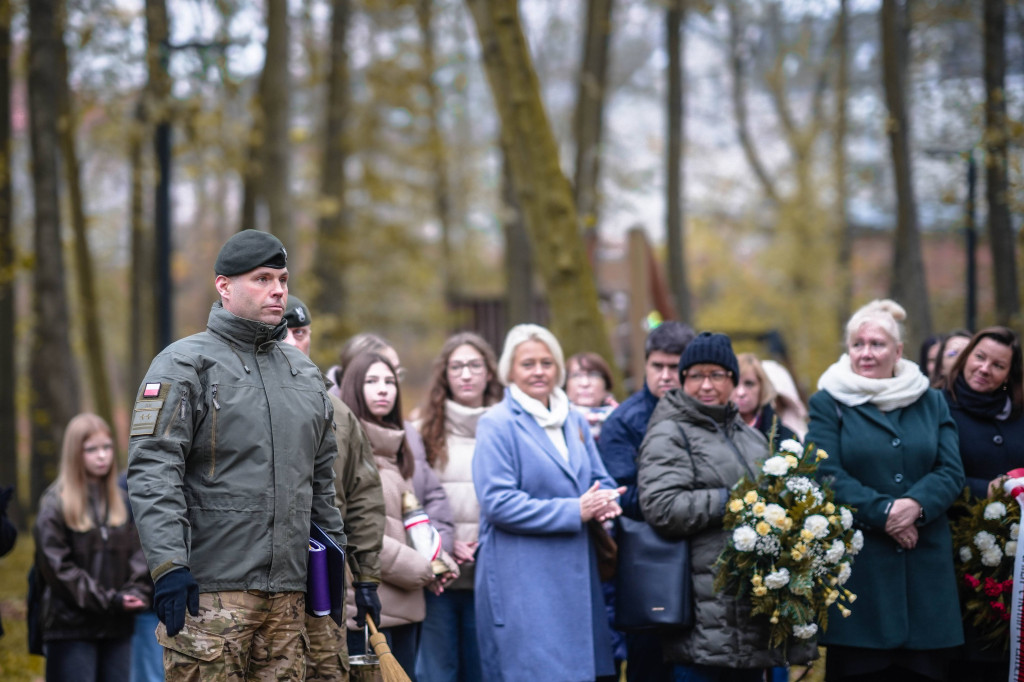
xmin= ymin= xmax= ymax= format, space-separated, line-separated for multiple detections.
xmin=793 ymin=623 xmax=818 ymax=639
xmin=981 ymin=546 xmax=1004 ymax=567
xmin=764 ymin=567 xmax=791 ymax=589
xmin=837 ymin=562 xmax=852 ymax=585
xmin=839 ymin=507 xmax=853 ymax=530
xmin=763 ymin=504 xmax=788 ymax=528
xmin=733 ymin=526 xmax=758 ymax=552
xmin=1012 ymin=523 xmax=1020 ymax=540
xmin=826 ymin=539 xmax=846 ymax=564
xmin=849 ymin=530 xmax=864 ymax=555
xmin=984 ymin=502 xmax=1008 ymax=520
xmin=1006 ymin=541 xmax=1018 ymax=556
xmin=959 ymin=546 xmax=972 ymax=562
xmin=975 ymin=531 xmax=997 ymax=551
xmin=804 ymin=514 xmax=829 ymax=539
xmin=763 ymin=456 xmax=791 ymax=476
xmin=779 ymin=439 xmax=803 ymax=455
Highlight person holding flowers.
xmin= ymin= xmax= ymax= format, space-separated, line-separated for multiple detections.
xmin=941 ymin=326 xmax=1024 ymax=680
xmin=807 ymin=299 xmax=965 ymax=682
xmin=639 ymin=332 xmax=802 ymax=680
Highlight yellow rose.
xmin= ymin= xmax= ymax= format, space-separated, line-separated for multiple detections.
xmin=790 ymin=549 xmax=803 ymax=561
xmin=800 ymin=529 xmax=815 ymax=542
xmin=847 ymin=592 xmax=857 ymax=603
xmin=744 ymin=491 xmax=759 ymax=504
xmin=828 ymin=515 xmax=838 ymax=525
xmin=770 ymin=615 xmax=779 ymax=624
xmin=785 ymin=455 xmax=798 ymax=468
xmin=752 ymin=502 xmax=767 ymax=516
xmin=817 ymin=449 xmax=829 ymax=460
xmin=728 ymin=499 xmax=744 ymax=513
xmin=825 ymin=590 xmax=839 ymax=606
xmin=840 ymin=607 xmax=851 ymax=618
xmin=751 ymin=574 xmax=763 ymax=586
xmin=753 ymin=586 xmax=768 ymax=597
xmin=824 ymin=502 xmax=836 ymax=514
xmin=794 ymin=542 xmax=807 ymax=554
xmin=781 ymin=517 xmax=793 ymax=530
xmin=756 ymin=521 xmax=771 ymax=536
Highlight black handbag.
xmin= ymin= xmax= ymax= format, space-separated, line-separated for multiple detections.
xmin=613 ymin=515 xmax=693 ymax=630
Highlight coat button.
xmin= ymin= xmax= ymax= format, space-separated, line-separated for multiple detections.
xmin=894 ymin=473 xmax=904 ymax=483
xmin=896 ymin=547 xmax=904 ymax=553
xmin=994 ymin=435 xmax=1004 ymax=445
xmin=891 ymin=438 xmax=901 ymax=447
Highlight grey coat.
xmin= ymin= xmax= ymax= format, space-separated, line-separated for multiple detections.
xmin=638 ymin=390 xmax=808 ymax=668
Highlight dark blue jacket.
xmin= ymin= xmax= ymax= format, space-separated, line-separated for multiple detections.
xmin=944 ymin=392 xmax=1024 ymax=499
xmin=597 ymin=383 xmax=659 ymax=519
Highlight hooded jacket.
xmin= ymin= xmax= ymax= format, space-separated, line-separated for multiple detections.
xmin=638 ymin=390 xmax=804 ymax=668
xmin=127 ymin=302 xmax=346 ymax=593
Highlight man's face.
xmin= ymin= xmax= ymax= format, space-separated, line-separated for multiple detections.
xmin=284 ymin=325 xmax=311 ymax=356
xmin=645 ymin=350 xmax=682 ymax=399
xmin=216 ymin=267 xmax=288 ymax=325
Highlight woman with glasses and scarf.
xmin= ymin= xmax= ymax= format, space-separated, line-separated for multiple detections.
xmin=414 ymin=332 xmax=504 ymax=682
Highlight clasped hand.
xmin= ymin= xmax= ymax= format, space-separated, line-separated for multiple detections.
xmin=885 ymin=497 xmax=921 ymax=549
xmin=579 ymin=482 xmax=626 ymax=523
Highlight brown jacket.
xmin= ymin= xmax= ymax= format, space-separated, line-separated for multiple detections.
xmin=33 ymin=485 xmax=151 ymax=641
xmin=346 ymin=421 xmax=434 ymax=629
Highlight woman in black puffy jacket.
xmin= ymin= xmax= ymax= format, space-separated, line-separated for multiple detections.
xmin=33 ymin=413 xmax=151 ymax=682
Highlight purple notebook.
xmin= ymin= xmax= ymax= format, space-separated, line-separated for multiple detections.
xmin=307 ymin=539 xmax=331 ymax=617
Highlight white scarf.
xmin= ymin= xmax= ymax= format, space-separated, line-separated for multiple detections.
xmin=817 ymin=355 xmax=930 ymax=412
xmin=509 ymin=384 xmax=571 ymax=462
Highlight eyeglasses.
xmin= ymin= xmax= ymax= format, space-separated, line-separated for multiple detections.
xmin=448 ymin=360 xmax=485 ymax=376
xmin=84 ymin=444 xmax=115 ymax=454
xmin=683 ymin=370 xmax=733 ymax=385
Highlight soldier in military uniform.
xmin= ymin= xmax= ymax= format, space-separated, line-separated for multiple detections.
xmin=282 ymin=296 xmax=385 ymax=682
xmin=127 ymin=230 xmax=347 ymax=681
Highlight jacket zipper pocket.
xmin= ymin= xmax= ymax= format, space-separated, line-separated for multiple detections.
xmin=209 ymin=384 xmax=220 ymax=478
xmin=162 ymin=386 xmax=190 ymax=438
xmin=321 ymin=391 xmax=330 ymax=420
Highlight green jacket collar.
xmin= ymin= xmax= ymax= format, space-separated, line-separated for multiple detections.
xmin=206 ymin=301 xmax=287 ymax=351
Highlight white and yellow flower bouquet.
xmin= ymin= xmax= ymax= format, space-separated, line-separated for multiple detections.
xmin=714 ymin=437 xmax=860 ymax=650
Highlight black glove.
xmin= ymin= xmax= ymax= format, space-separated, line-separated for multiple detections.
xmin=353 ymin=581 xmax=381 ymax=629
xmin=154 ymin=568 xmax=199 ymax=637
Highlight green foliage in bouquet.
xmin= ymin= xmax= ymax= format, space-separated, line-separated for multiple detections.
xmin=950 ymin=486 xmax=1020 ymax=651
xmin=714 ymin=435 xmax=861 ymax=650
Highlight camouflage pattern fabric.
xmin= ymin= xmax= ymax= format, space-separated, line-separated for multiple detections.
xmin=158 ymin=590 xmax=307 ymax=681
xmin=304 ymin=613 xmax=349 ymax=681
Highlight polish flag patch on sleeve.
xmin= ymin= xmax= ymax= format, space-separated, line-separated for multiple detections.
xmin=143 ymin=382 xmax=162 ymax=398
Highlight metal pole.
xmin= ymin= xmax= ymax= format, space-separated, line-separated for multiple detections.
xmin=155 ymin=119 xmax=172 ymax=349
xmin=966 ymin=151 xmax=977 ymax=332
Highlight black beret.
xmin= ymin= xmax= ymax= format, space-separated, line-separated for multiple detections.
xmin=214 ymin=229 xmax=287 ymax=276
xmin=283 ymin=295 xmax=311 ymax=328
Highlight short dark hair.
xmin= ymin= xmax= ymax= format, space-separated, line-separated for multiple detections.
xmin=645 ymin=321 xmax=696 ymax=359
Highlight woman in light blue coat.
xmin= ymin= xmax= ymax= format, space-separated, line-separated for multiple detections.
xmin=473 ymin=325 xmax=625 ymax=682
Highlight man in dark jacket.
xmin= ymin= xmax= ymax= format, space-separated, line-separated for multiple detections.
xmin=128 ymin=230 xmax=347 ymax=681
xmin=597 ymin=320 xmax=694 ymax=682
xmin=284 ymin=295 xmax=386 ymax=681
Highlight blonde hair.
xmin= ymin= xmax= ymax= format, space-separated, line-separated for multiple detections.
xmin=737 ymin=353 xmax=777 ymax=408
xmin=497 ymin=324 xmax=566 ymax=387
xmin=845 ymin=299 xmax=906 ymax=347
xmin=57 ymin=413 xmax=127 ymax=532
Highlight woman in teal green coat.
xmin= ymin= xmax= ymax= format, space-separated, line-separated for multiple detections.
xmin=807 ymin=299 xmax=964 ymax=682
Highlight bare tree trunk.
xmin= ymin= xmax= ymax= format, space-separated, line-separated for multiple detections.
xmin=0 ymin=0 xmax=16 ymax=520
xmin=466 ymin=0 xmax=617 ymax=373
xmin=502 ymin=149 xmax=532 ymax=327
xmin=28 ymin=0 xmax=79 ymax=506
xmin=56 ymin=20 xmax=113 ymax=428
xmin=311 ymin=0 xmax=351 ymax=363
xmin=417 ymin=0 xmax=457 ymax=297
xmin=260 ymin=0 xmax=293 ymax=246
xmin=880 ymin=0 xmax=931 ymax=346
xmin=665 ymin=0 xmax=690 ymax=322
xmin=727 ymin=0 xmax=778 ymax=204
xmin=984 ymin=0 xmax=1018 ymax=326
xmin=835 ymin=0 xmax=852 ymax=331
xmin=572 ymin=0 xmax=613 ymax=261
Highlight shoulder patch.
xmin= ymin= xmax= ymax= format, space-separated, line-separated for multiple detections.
xmin=131 ymin=383 xmax=169 ymax=436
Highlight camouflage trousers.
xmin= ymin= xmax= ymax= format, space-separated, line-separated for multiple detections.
xmin=157 ymin=590 xmax=308 ymax=682
xmin=304 ymin=613 xmax=349 ymax=682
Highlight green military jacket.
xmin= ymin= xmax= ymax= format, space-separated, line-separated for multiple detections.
xmin=328 ymin=392 xmax=385 ymax=583
xmin=127 ymin=302 xmax=346 ymax=593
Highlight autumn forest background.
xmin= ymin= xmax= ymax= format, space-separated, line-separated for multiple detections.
xmin=0 ymin=0 xmax=1021 ymax=533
